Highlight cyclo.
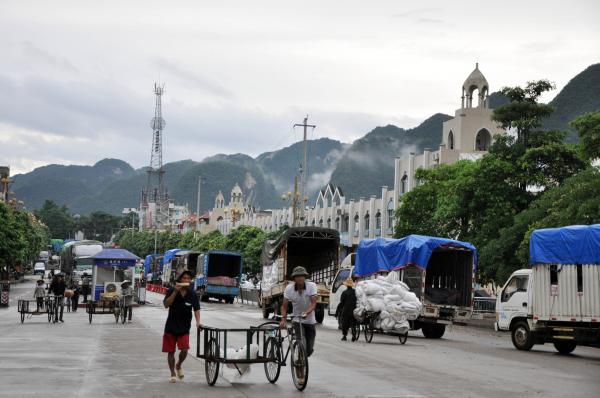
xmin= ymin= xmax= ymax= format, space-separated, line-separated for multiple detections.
xmin=197 ymin=315 xmax=309 ymax=391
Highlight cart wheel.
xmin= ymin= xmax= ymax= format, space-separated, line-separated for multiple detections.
xmin=205 ymin=338 xmax=220 ymax=386
xmin=88 ymin=305 xmax=93 ymax=324
xmin=290 ymin=339 xmax=309 ymax=391
xmin=399 ymin=332 xmax=408 ymax=345
xmin=121 ymin=306 xmax=126 ymax=324
xmin=353 ymin=324 xmax=361 ymax=341
xmin=264 ymin=337 xmax=281 ymax=384
xmin=364 ymin=323 xmax=374 ymax=343
xmin=21 ymin=311 xmax=25 ymax=324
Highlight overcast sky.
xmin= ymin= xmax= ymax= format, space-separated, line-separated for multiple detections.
xmin=1 ymin=0 xmax=599 ymax=174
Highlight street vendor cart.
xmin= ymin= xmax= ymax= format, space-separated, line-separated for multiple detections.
xmin=86 ymin=249 xmax=139 ymax=324
xmin=17 ymin=296 xmax=56 ymax=323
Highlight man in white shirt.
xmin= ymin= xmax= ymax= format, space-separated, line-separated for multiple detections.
xmin=280 ymin=266 xmax=317 ymax=357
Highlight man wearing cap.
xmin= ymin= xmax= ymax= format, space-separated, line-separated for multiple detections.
xmin=280 ymin=266 xmax=318 ymax=357
xmin=162 ymin=270 xmax=201 ymax=383
xmin=48 ymin=274 xmax=66 ymax=323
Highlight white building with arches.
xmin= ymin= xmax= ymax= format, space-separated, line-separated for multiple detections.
xmin=394 ymin=63 xmax=505 ymax=196
xmin=210 ymin=64 xmax=505 ymax=248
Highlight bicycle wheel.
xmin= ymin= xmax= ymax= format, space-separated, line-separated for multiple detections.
xmin=21 ymin=311 xmax=25 ymax=324
xmin=264 ymin=337 xmax=281 ymax=384
xmin=290 ymin=340 xmax=309 ymax=391
xmin=47 ymin=302 xmax=54 ymax=323
xmin=353 ymin=324 xmax=361 ymax=340
xmin=205 ymin=338 xmax=220 ymax=386
xmin=399 ymin=332 xmax=408 ymax=345
xmin=121 ymin=305 xmax=126 ymax=324
xmin=364 ymin=323 xmax=374 ymax=343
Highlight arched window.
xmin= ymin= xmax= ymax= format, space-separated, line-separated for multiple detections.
xmin=387 ymin=199 xmax=395 ymax=232
xmin=217 ymin=216 xmax=223 ymax=222
xmin=327 ymin=218 xmax=331 ymax=228
xmin=304 ymin=219 xmax=309 ymax=226
xmin=335 ymin=216 xmax=341 ymax=230
xmin=311 ymin=219 xmax=316 ymax=226
xmin=475 ymin=128 xmax=492 ymax=151
xmin=375 ymin=211 xmax=382 ymax=230
xmin=364 ymin=212 xmax=370 ymax=235
xmin=319 ymin=218 xmax=323 ymax=228
xmin=448 ymin=130 xmax=454 ymax=150
xmin=353 ymin=214 xmax=359 ymax=231
xmin=342 ymin=215 xmax=349 ymax=232
xmin=401 ymin=174 xmax=408 ymax=194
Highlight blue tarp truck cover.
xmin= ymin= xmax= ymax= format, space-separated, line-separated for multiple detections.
xmin=354 ymin=235 xmax=477 ymax=277
xmin=529 ymin=224 xmax=600 ymax=265
xmin=162 ymin=249 xmax=184 ymax=265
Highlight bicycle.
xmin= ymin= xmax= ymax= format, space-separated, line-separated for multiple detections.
xmin=266 ymin=315 xmax=310 ymax=391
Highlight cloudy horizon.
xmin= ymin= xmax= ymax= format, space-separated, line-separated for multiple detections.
xmin=1 ymin=0 xmax=599 ymax=174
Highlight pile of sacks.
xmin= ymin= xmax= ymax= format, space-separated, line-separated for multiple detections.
xmin=353 ymin=272 xmax=422 ymax=333
xmin=221 ymin=343 xmax=260 ymax=376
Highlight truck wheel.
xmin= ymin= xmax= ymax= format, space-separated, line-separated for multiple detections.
xmin=315 ymin=306 xmax=325 ymax=324
xmin=421 ymin=324 xmax=445 ymax=339
xmin=511 ymin=321 xmax=534 ymax=351
xmin=553 ymin=341 xmax=576 ymax=354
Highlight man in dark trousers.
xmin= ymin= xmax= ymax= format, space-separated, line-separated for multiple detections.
xmin=162 ymin=271 xmax=201 ymax=383
xmin=81 ymin=273 xmax=90 ymax=303
xmin=48 ymin=274 xmax=66 ymax=323
xmin=336 ymin=278 xmax=358 ymax=341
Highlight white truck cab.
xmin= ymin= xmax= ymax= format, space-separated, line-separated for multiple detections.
xmin=495 ymin=269 xmax=532 ymax=332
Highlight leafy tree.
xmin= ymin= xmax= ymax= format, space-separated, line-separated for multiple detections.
xmin=571 ymin=111 xmax=600 ymax=161
xmin=76 ymin=211 xmax=122 ymax=242
xmin=34 ymin=200 xmax=73 ymax=239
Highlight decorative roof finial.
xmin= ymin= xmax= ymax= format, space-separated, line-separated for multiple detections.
xmin=476 ymin=62 xmax=479 ymax=69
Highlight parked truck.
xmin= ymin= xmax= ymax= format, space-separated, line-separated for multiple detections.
xmin=260 ymin=227 xmax=339 ymax=323
xmin=330 ymin=235 xmax=476 ymax=338
xmin=60 ymin=240 xmax=103 ymax=278
xmin=193 ymin=250 xmax=243 ymax=304
xmin=161 ymin=249 xmax=202 ymax=287
xmin=495 ymin=224 xmax=600 ymax=353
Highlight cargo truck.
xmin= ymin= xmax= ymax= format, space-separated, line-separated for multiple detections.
xmin=193 ymin=250 xmax=243 ymax=304
xmin=330 ymin=235 xmax=476 ymax=338
xmin=260 ymin=227 xmax=339 ymax=323
xmin=495 ymin=224 xmax=600 ymax=353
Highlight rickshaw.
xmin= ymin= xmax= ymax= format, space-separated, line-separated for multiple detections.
xmin=197 ymin=315 xmax=309 ymax=391
xmin=17 ymin=296 xmax=56 ymax=323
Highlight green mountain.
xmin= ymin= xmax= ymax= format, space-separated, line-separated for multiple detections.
xmin=328 ymin=113 xmax=453 ymax=199
xmin=542 ymin=63 xmax=600 ymax=142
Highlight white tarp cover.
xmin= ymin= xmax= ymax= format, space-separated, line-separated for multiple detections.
xmin=354 ymin=272 xmax=422 ymax=333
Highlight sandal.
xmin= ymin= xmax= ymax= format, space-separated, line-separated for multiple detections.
xmin=176 ymin=367 xmax=184 ymax=380
xmin=169 ymin=376 xmax=177 ymax=383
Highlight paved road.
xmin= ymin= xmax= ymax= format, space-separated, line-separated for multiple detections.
xmin=0 ymin=277 xmax=598 ymax=398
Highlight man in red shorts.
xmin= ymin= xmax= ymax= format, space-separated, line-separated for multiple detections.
xmin=162 ymin=270 xmax=201 ymax=383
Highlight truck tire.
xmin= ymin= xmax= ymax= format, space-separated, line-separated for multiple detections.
xmin=511 ymin=321 xmax=534 ymax=351
xmin=421 ymin=324 xmax=445 ymax=339
xmin=315 ymin=306 xmax=325 ymax=324
xmin=553 ymin=341 xmax=576 ymax=354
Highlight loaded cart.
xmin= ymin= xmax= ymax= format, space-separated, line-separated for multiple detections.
xmin=197 ymin=315 xmax=310 ymax=391
xmin=86 ymin=249 xmax=139 ymax=324
xmin=17 ymin=296 xmax=57 ymax=323
xmin=356 ymin=310 xmax=410 ymax=344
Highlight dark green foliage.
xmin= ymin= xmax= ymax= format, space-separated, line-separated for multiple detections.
xmin=34 ymin=200 xmax=74 ymax=239
xmin=570 ymin=111 xmax=600 ymax=161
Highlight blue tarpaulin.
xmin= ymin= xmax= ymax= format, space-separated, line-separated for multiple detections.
xmin=530 ymin=224 xmax=600 ymax=265
xmin=144 ymin=254 xmax=157 ymax=274
xmin=162 ymin=249 xmax=184 ymax=265
xmin=91 ymin=249 xmax=140 ymax=267
xmin=353 ymin=235 xmax=477 ymax=277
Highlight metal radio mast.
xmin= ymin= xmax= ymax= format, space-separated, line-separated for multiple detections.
xmin=140 ymin=83 xmax=169 ymax=230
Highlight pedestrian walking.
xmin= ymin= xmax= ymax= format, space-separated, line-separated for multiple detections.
xmin=70 ymin=281 xmax=80 ymax=312
xmin=336 ymin=278 xmax=358 ymax=341
xmin=162 ymin=271 xmax=201 ymax=383
xmin=34 ymin=279 xmax=45 ymax=312
xmin=121 ymin=280 xmax=134 ymax=322
xmin=280 ymin=266 xmax=318 ymax=357
xmin=81 ymin=273 xmax=90 ymax=303
xmin=48 ymin=274 xmax=66 ymax=323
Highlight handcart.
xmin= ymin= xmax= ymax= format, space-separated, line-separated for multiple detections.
xmin=86 ymin=297 xmax=119 ymax=324
xmin=197 ymin=315 xmax=310 ymax=391
xmin=17 ymin=297 xmax=56 ymax=323
xmin=358 ymin=311 xmax=409 ymax=345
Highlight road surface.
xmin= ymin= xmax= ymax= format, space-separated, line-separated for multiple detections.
xmin=0 ymin=277 xmax=598 ymax=398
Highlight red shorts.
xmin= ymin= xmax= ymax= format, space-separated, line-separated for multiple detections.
xmin=162 ymin=333 xmax=190 ymax=353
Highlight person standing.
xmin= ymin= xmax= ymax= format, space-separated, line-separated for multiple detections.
xmin=121 ymin=280 xmax=134 ymax=322
xmin=336 ymin=278 xmax=358 ymax=341
xmin=280 ymin=266 xmax=318 ymax=357
xmin=70 ymin=281 xmax=80 ymax=312
xmin=48 ymin=274 xmax=66 ymax=323
xmin=162 ymin=271 xmax=201 ymax=383
xmin=34 ymin=279 xmax=45 ymax=312
xmin=81 ymin=273 xmax=90 ymax=303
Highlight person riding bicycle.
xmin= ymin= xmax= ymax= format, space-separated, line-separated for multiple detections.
xmin=279 ymin=266 xmax=317 ymax=357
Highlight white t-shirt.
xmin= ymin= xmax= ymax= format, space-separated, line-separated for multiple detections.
xmin=283 ymin=281 xmax=318 ymax=325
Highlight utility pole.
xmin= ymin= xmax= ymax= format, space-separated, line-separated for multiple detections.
xmin=293 ymin=115 xmax=316 ymax=220
xmin=196 ymin=175 xmax=202 ymax=231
